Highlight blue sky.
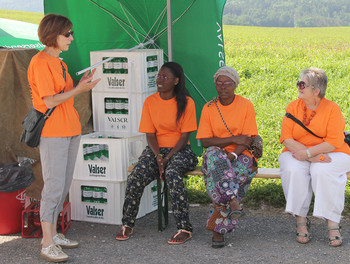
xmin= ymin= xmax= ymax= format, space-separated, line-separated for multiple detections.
xmin=0 ymin=0 xmax=44 ymax=13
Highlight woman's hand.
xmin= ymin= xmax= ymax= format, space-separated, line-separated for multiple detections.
xmin=292 ymin=149 xmax=309 ymax=161
xmin=75 ymin=69 xmax=101 ymax=93
xmin=156 ymin=156 xmax=165 ymax=181
xmin=309 ymin=153 xmax=332 ymax=163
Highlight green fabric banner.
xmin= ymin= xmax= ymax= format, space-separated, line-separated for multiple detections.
xmin=44 ymin=0 xmax=227 ymax=154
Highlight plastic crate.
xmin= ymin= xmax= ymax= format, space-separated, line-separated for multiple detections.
xmin=90 ymin=49 xmax=163 ymax=93
xmin=21 ymin=202 xmax=71 ymax=238
xmin=73 ymin=133 xmax=146 ymax=182
xmin=92 ymin=91 xmax=154 ymax=137
xmin=69 ymin=179 xmax=156 ymax=225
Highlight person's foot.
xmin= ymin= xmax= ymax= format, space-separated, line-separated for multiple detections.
xmin=115 ymin=225 xmax=134 ymax=241
xmin=40 ymin=244 xmax=68 ymax=262
xmin=168 ymin=229 xmax=192 ymax=244
xmin=328 ymin=224 xmax=342 ymax=247
xmin=296 ymin=217 xmax=311 ymax=244
xmin=53 ymin=233 xmax=79 ymax=249
xmin=212 ymin=232 xmax=225 ymax=248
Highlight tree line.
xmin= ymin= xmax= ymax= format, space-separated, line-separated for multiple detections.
xmin=223 ymin=0 xmax=350 ymax=27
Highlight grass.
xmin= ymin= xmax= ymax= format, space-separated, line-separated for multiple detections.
xmin=186 ymin=25 xmax=350 ymax=216
xmin=0 ymin=9 xmax=43 ymax=24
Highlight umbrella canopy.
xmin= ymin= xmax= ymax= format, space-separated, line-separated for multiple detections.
xmin=44 ymin=0 xmax=227 ymax=154
xmin=0 ymin=18 xmax=44 ymax=50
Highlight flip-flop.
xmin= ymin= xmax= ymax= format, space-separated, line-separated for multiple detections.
xmin=212 ymin=237 xmax=225 ymax=248
xmin=168 ymin=229 xmax=192 ymax=245
xmin=228 ymin=208 xmax=245 ymax=220
xmin=115 ymin=225 xmax=133 ymax=241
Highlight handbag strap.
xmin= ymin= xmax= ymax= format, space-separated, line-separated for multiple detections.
xmin=213 ymin=97 xmax=234 ymax=136
xmin=44 ymin=62 xmax=66 ymax=118
xmin=285 ymin=112 xmax=322 ymax=139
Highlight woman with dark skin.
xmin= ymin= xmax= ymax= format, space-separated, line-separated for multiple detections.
xmin=115 ymin=62 xmax=198 ymax=244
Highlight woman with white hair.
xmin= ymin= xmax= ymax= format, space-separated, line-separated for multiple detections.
xmin=196 ymin=66 xmax=259 ymax=248
xmin=279 ymin=67 xmax=350 ymax=247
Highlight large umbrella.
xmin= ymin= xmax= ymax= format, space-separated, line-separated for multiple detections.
xmin=0 ymin=18 xmax=44 ymax=50
xmin=44 ymin=0 xmax=227 ymax=154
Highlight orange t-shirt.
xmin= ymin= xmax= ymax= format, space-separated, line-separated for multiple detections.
xmin=196 ymin=95 xmax=258 ymax=156
xmin=139 ymin=93 xmax=197 ymax=148
xmin=280 ymin=98 xmax=350 ymax=155
xmin=27 ymin=51 xmax=81 ymax=137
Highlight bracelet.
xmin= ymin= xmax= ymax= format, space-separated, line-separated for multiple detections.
xmin=230 ymin=152 xmax=238 ymax=160
xmin=155 ymin=153 xmax=163 ymax=159
xmin=306 ymin=149 xmax=311 ymax=158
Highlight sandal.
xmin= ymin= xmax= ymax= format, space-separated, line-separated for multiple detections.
xmin=329 ymin=225 xmax=342 ymax=247
xmin=115 ymin=225 xmax=133 ymax=241
xmin=228 ymin=208 xmax=245 ymax=220
xmin=168 ymin=229 xmax=192 ymax=245
xmin=296 ymin=217 xmax=311 ymax=244
xmin=212 ymin=233 xmax=225 ymax=248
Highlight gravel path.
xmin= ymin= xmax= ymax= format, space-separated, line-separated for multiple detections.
xmin=1 ymin=204 xmax=350 ymax=264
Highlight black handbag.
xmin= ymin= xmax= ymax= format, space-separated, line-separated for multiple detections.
xmin=20 ymin=62 xmax=66 ymax=148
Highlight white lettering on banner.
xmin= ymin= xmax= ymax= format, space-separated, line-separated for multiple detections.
xmin=216 ymin=22 xmax=225 ymax=67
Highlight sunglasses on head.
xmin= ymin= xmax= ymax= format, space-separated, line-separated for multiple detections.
xmin=297 ymin=80 xmax=308 ymax=89
xmin=63 ymin=31 xmax=74 ymax=38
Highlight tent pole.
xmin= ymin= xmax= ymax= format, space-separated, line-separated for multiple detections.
xmin=167 ymin=0 xmax=173 ymax=61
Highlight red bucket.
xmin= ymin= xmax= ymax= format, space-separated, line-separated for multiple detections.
xmin=0 ymin=189 xmax=26 ymax=235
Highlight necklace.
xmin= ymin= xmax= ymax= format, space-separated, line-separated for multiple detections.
xmin=302 ymin=106 xmax=316 ymax=126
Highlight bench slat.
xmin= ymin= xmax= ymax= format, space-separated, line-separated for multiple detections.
xmin=127 ymin=164 xmax=350 ymax=179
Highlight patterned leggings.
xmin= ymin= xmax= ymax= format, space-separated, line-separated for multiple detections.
xmin=202 ymin=146 xmax=257 ymax=234
xmin=121 ymin=145 xmax=198 ymax=231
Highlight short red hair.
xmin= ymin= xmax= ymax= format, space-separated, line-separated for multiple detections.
xmin=38 ymin=13 xmax=73 ymax=48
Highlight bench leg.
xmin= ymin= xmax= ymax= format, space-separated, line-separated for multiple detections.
xmin=157 ymin=177 xmax=168 ymax=232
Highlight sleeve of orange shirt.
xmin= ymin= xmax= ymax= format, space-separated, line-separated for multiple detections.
xmin=241 ymin=100 xmax=258 ymax=136
xmin=180 ymin=97 xmax=197 ymax=132
xmin=280 ymin=102 xmax=296 ymax=144
xmin=139 ymin=97 xmax=156 ymax=133
xmin=196 ymin=103 xmax=213 ymax=139
xmin=323 ymin=103 xmax=346 ymax=148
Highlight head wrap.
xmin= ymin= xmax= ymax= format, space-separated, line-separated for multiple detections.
xmin=213 ymin=66 xmax=240 ymax=86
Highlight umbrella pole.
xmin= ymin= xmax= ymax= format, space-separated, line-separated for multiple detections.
xmin=167 ymin=0 xmax=173 ymax=61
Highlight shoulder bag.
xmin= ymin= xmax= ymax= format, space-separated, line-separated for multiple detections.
xmin=20 ymin=62 xmax=66 ymax=148
xmin=285 ymin=112 xmax=350 ymax=147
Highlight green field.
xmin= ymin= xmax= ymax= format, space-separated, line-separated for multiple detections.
xmin=223 ymin=25 xmax=350 ymax=168
xmin=0 ymin=9 xmax=43 ymax=24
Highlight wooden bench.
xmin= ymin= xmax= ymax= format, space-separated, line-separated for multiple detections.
xmin=127 ymin=164 xmax=350 ymax=231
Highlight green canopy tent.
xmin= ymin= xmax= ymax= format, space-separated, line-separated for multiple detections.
xmin=0 ymin=18 xmax=44 ymax=50
xmin=44 ymin=0 xmax=227 ymax=154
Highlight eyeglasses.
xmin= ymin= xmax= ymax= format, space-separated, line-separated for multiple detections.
xmin=296 ymin=80 xmax=309 ymax=90
xmin=62 ymin=31 xmax=74 ymax=38
xmin=215 ymin=81 xmax=234 ymax=87
xmin=155 ymin=74 xmax=175 ymax=81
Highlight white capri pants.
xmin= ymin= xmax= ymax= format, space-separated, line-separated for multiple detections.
xmin=39 ymin=136 xmax=81 ymax=223
xmin=279 ymin=151 xmax=350 ymax=223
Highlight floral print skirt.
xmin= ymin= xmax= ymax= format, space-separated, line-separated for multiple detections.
xmin=202 ymin=146 xmax=257 ymax=234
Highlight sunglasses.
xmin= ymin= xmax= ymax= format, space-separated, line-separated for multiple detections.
xmin=155 ymin=74 xmax=175 ymax=81
xmin=62 ymin=31 xmax=74 ymax=38
xmin=215 ymin=81 xmax=234 ymax=87
xmin=297 ymin=80 xmax=313 ymax=90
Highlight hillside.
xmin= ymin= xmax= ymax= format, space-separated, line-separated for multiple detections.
xmin=224 ymin=0 xmax=350 ymax=27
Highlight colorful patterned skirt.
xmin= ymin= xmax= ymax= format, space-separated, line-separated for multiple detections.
xmin=202 ymin=146 xmax=257 ymax=234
